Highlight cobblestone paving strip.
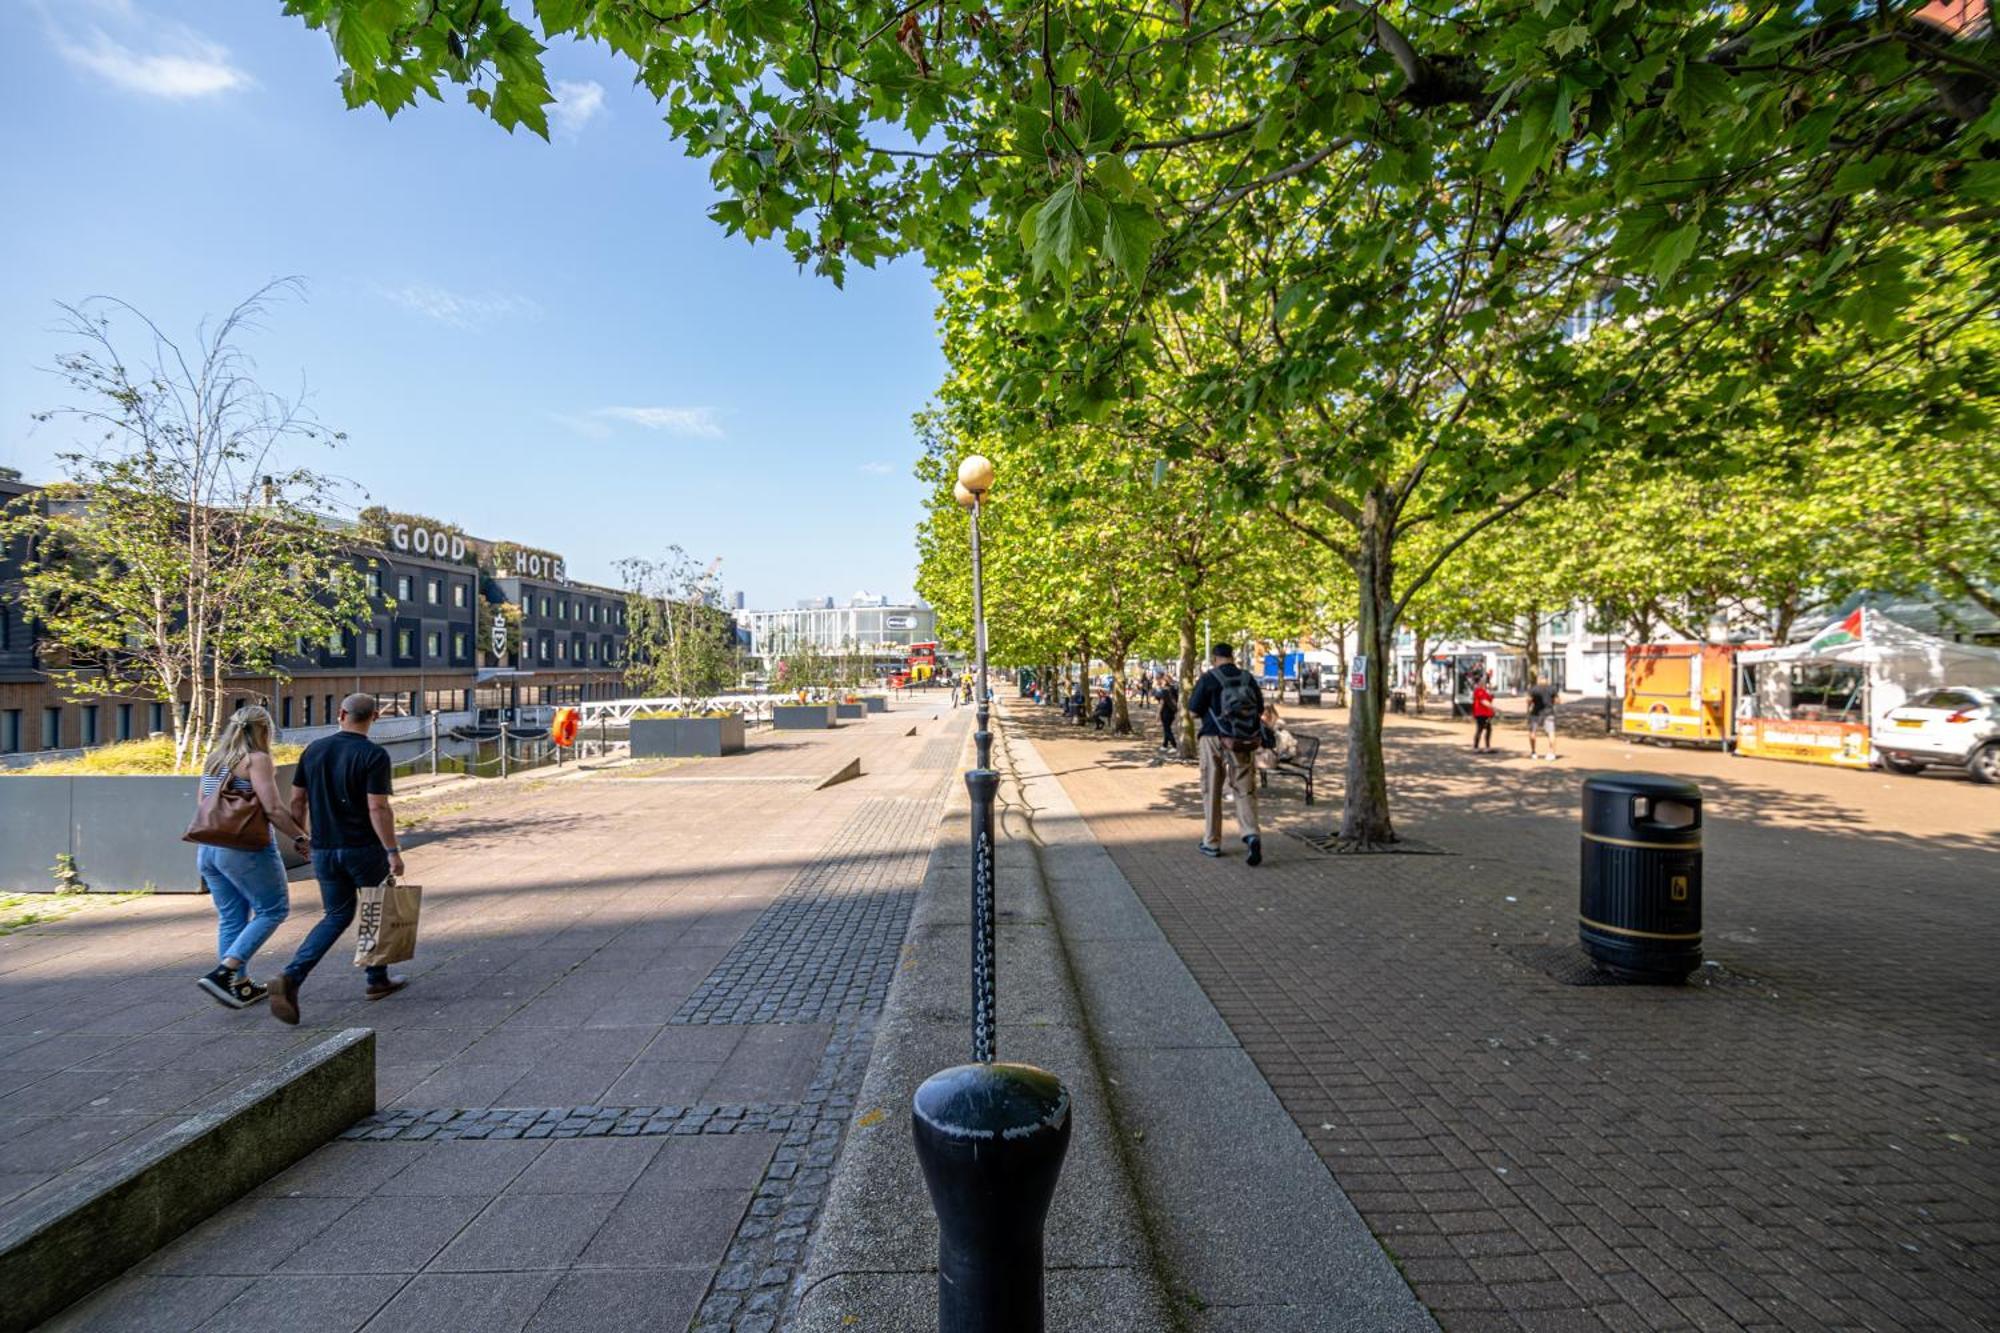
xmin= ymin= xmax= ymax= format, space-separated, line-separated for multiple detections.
xmin=671 ymin=794 xmax=949 ymax=1027
xmin=914 ymin=733 xmax=963 ymax=769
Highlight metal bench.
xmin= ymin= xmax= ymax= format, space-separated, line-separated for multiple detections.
xmin=1269 ymin=733 xmax=1321 ymax=804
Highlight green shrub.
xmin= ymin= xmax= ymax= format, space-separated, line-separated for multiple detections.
xmin=0 ymin=738 xmax=305 ymax=776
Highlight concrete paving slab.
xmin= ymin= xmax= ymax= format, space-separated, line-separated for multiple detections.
xmin=203 ymin=1274 xmax=406 ymax=1333
xmin=275 ymin=1194 xmax=486 ymax=1274
xmin=524 ymin=1268 xmax=710 ymax=1333
xmin=357 ymin=1270 xmax=561 ymax=1333
xmin=429 ymin=1191 xmax=622 ymax=1271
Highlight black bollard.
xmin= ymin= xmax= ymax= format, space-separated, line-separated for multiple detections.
xmin=912 ymin=1062 xmax=1072 ymax=1332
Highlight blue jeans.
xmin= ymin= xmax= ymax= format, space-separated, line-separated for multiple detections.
xmin=197 ymin=843 xmax=291 ymax=969
xmin=283 ymin=848 xmax=391 ymax=988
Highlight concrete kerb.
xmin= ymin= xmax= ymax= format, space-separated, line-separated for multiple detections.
xmin=0 ymin=1027 xmax=376 ymax=1330
xmin=997 ymin=715 xmax=1439 ymax=1333
xmin=790 ymin=724 xmax=1176 ymax=1333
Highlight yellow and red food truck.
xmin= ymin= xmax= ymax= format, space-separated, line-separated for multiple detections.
xmin=1622 ymin=643 xmax=1754 ymax=747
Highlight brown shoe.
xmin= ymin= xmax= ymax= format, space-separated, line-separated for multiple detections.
xmin=365 ymin=976 xmax=408 ymax=1001
xmin=268 ymin=973 xmax=300 ymax=1026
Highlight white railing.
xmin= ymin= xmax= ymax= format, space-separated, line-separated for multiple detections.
xmin=574 ymin=694 xmax=810 ymax=728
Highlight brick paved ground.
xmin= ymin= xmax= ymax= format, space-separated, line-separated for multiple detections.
xmin=1020 ymin=699 xmax=1999 ymax=1333
xmin=2 ymin=704 xmax=966 ymax=1332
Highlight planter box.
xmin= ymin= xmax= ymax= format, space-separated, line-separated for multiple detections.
xmin=630 ymin=715 xmax=746 ymax=759
xmin=835 ymin=702 xmax=867 ymax=720
xmin=0 ymin=765 xmax=301 ymax=895
xmin=773 ymin=704 xmax=838 ymax=730
xmin=862 ymin=696 xmax=888 ymax=713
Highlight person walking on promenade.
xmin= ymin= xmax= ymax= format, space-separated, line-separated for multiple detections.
xmin=1526 ymin=673 xmax=1560 ymax=761
xmin=1471 ymin=673 xmax=1496 ymax=752
xmin=1158 ymin=679 xmax=1180 ymax=753
xmin=1188 ymin=643 xmax=1265 ymax=865
xmin=194 ymin=706 xmax=307 ymax=1009
xmin=268 ymin=693 xmax=408 ymax=1025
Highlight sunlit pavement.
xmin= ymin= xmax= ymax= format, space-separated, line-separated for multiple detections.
xmin=1021 ymin=699 xmax=1999 ymax=1333
xmin=3 ymin=701 xmax=967 ymax=1332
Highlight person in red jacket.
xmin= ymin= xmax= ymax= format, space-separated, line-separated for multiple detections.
xmin=1471 ymin=674 xmax=1496 ymax=752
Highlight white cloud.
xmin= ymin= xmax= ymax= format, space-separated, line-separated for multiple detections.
xmin=376 ymin=284 xmax=539 ymax=330
xmin=589 ymin=407 xmax=725 ymax=438
xmin=45 ymin=3 xmax=252 ymax=99
xmin=858 ymin=462 xmax=895 ymax=475
xmin=551 ymin=80 xmax=607 ymax=138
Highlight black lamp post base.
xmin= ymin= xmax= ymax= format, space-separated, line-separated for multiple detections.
xmin=912 ymin=1062 xmax=1072 ymax=1333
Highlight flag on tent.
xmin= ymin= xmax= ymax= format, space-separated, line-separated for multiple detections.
xmin=1808 ymin=608 xmax=1865 ymax=653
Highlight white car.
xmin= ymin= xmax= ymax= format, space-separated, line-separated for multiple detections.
xmin=1876 ymin=686 xmax=2000 ymax=784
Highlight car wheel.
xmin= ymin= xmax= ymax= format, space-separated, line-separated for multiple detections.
xmin=1881 ymin=754 xmax=1925 ymax=775
xmin=1969 ymin=744 xmax=2000 ymax=786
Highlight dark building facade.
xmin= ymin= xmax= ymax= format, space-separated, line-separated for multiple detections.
xmin=0 ymin=482 xmax=632 ymax=755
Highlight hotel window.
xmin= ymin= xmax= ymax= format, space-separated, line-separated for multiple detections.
xmin=452 ymin=630 xmax=470 ymax=659
xmin=426 ymin=631 xmax=443 ymax=657
xmin=396 ymin=575 xmax=413 ymax=601
xmin=281 ymin=696 xmax=294 ymax=729
xmin=150 ymin=702 xmax=166 ymax=734
xmin=2 ymin=709 xmax=19 ymax=754
xmin=572 ymin=601 xmax=582 ymax=620
xmin=328 ymin=628 xmax=346 ymax=652
xmin=82 ymin=706 xmax=99 ymax=746
xmin=588 ymin=603 xmax=597 ymax=624
xmin=42 ymin=707 xmax=62 ymax=749
xmin=453 ymin=583 xmax=469 ymax=608
xmin=557 ymin=639 xmax=568 ymax=660
xmin=540 ymin=596 xmax=551 ymax=616
xmin=427 ymin=578 xmax=442 ymax=605
xmin=303 ymin=695 xmax=313 ymax=726
xmin=585 ymin=640 xmax=594 ymax=662
xmin=368 ymin=568 xmax=383 ymax=595
xmin=557 ymin=600 xmax=567 ymax=620
xmin=365 ymin=629 xmax=382 ymax=656
xmin=539 ymin=637 xmax=551 ymax=661
xmin=117 ymin=703 xmax=133 ymax=740
xmin=397 ymin=627 xmax=416 ymax=658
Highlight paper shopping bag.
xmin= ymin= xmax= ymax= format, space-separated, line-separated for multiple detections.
xmin=354 ymin=878 xmax=421 ymax=968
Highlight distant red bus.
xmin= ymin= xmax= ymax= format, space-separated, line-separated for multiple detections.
xmin=890 ymin=641 xmax=940 ymax=688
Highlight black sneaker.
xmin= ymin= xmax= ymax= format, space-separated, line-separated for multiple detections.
xmin=1245 ymin=835 xmax=1264 ymax=867
xmin=231 ymin=976 xmax=269 ymax=1007
xmin=197 ymin=965 xmax=248 ymax=1009
xmin=1198 ymin=843 xmax=1222 ymax=858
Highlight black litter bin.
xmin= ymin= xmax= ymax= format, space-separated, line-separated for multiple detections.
xmin=1579 ymin=773 xmax=1702 ymax=981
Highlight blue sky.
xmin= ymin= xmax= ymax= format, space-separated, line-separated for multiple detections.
xmin=0 ymin=1 xmax=947 ymax=605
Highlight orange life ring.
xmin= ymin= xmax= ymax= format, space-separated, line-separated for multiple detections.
xmin=551 ymin=707 xmax=580 ymax=747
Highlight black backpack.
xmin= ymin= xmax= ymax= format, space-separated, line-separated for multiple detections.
xmin=1212 ymin=667 xmax=1263 ymax=751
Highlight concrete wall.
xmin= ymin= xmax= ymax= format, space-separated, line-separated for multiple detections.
xmin=0 ymin=765 xmax=299 ymax=894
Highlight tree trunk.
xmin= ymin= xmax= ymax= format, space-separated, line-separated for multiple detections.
xmin=1522 ymin=606 xmax=1543 ymax=686
xmin=1331 ymin=622 xmax=1350 ymax=710
xmin=1176 ymin=612 xmax=1199 ymax=760
xmin=1340 ymin=491 xmax=1398 ymax=848
xmin=1110 ymin=639 xmax=1133 ymax=734
xmin=1411 ymin=625 xmax=1429 ymax=716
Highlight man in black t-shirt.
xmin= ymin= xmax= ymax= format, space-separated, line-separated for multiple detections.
xmin=1526 ymin=675 xmax=1561 ymax=762
xmin=269 ymin=693 xmax=408 ymax=1025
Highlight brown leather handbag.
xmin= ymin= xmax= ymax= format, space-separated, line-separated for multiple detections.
xmin=183 ymin=778 xmax=273 ymax=851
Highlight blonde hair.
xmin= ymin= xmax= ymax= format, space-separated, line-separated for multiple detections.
xmin=205 ymin=705 xmax=275 ymax=779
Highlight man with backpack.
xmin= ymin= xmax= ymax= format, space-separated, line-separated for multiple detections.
xmin=1187 ymin=644 xmax=1265 ymax=865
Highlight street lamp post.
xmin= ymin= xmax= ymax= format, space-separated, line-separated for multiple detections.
xmin=911 ymin=456 xmax=1072 ymax=1333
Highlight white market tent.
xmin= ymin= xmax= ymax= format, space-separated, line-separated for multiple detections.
xmin=1734 ymin=612 xmax=2000 ymax=766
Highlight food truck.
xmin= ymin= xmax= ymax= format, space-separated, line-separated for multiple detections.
xmin=1622 ymin=642 xmax=1752 ymax=747
xmin=1733 ymin=609 xmax=2000 ymax=769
